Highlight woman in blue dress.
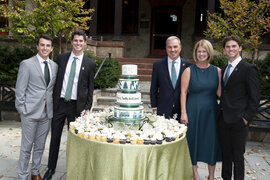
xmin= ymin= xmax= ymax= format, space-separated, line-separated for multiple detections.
xmin=180 ymin=39 xmax=222 ymax=180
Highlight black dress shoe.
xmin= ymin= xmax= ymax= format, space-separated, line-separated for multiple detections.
xmin=43 ymin=169 xmax=55 ymax=180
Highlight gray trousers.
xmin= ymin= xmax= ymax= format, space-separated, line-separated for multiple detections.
xmin=18 ymin=111 xmax=51 ymax=180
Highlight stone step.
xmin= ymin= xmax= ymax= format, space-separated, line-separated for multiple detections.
xmin=97 ymin=96 xmax=151 ymax=106
xmin=117 ymin=58 xmax=159 ymax=64
xmin=138 ymin=68 xmax=152 ymax=75
xmin=120 ymin=62 xmax=153 ymax=69
xmin=139 ymin=75 xmax=152 ymax=82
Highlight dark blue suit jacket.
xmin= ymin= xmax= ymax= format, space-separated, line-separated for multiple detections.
xmin=150 ymin=57 xmax=192 ymax=120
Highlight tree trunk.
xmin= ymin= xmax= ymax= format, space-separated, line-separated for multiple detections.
xmin=58 ymin=33 xmax=62 ymax=54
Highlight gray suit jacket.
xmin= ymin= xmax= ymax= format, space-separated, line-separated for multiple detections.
xmin=15 ymin=56 xmax=58 ymax=119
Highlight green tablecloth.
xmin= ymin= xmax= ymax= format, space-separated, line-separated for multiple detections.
xmin=66 ymin=131 xmax=193 ymax=180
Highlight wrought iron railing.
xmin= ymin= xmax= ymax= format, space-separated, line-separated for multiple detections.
xmin=94 ymin=53 xmax=112 ymax=79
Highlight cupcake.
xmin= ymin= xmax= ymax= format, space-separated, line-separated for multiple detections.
xmin=78 ymin=129 xmax=84 ymax=138
xmin=113 ymin=134 xmax=120 ymax=144
xmin=100 ymin=133 xmax=107 ymax=142
xmin=89 ymin=131 xmax=95 ymax=141
xmin=119 ymin=135 xmax=127 ymax=144
xmin=137 ymin=137 xmax=144 ymax=145
xmin=107 ymin=134 xmax=113 ymax=143
xmin=156 ymin=134 xmax=163 ymax=144
xmin=70 ymin=122 xmax=76 ymax=130
xmin=84 ymin=132 xmax=90 ymax=139
xmin=150 ymin=137 xmax=157 ymax=145
xmin=95 ymin=131 xmax=101 ymax=141
xmin=130 ymin=137 xmax=137 ymax=145
xmin=143 ymin=136 xmax=150 ymax=145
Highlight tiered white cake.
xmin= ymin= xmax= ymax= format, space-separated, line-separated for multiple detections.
xmin=113 ymin=65 xmax=144 ymax=123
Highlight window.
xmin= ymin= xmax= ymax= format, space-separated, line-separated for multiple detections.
xmin=97 ymin=0 xmax=138 ymax=34
xmin=97 ymin=0 xmax=115 ymax=33
xmin=122 ymin=0 xmax=138 ymax=33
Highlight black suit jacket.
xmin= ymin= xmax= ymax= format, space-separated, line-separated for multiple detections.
xmin=219 ymin=59 xmax=260 ymax=123
xmin=53 ymin=52 xmax=96 ymax=115
xmin=150 ymin=57 xmax=192 ymax=119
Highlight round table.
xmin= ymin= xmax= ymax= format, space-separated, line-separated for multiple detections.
xmin=66 ymin=130 xmax=193 ymax=180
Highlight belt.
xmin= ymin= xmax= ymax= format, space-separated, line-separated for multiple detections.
xmin=60 ymin=98 xmax=76 ymax=102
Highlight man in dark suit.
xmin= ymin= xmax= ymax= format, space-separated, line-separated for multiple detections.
xmin=218 ymin=35 xmax=260 ymax=180
xmin=43 ymin=29 xmax=96 ymax=180
xmin=150 ymin=36 xmax=192 ymax=120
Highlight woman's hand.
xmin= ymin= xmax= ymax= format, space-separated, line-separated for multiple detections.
xmin=180 ymin=113 xmax=188 ymax=125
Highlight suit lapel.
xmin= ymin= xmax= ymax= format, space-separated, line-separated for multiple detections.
xmin=224 ymin=60 xmax=243 ymax=87
xmin=176 ymin=58 xmax=187 ymax=88
xmin=33 ymin=56 xmax=47 ymax=87
xmin=162 ymin=58 xmax=173 ymax=89
xmin=78 ymin=55 xmax=86 ymax=84
xmin=221 ymin=66 xmax=226 ymax=87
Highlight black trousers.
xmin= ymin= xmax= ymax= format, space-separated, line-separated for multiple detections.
xmin=48 ymin=99 xmax=77 ymax=170
xmin=218 ymin=113 xmax=248 ymax=180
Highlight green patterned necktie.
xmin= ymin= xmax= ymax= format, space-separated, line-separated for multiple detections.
xmin=65 ymin=57 xmax=78 ymax=101
xmin=171 ymin=61 xmax=177 ymax=88
xmin=224 ymin=64 xmax=232 ymax=86
xmin=43 ymin=61 xmax=50 ymax=86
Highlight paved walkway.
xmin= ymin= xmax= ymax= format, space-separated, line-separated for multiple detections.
xmin=0 ymin=120 xmax=269 ymax=180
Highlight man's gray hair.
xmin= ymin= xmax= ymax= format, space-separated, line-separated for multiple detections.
xmin=166 ymin=36 xmax=181 ymax=46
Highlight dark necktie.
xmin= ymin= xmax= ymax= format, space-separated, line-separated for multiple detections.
xmin=171 ymin=61 xmax=177 ymax=88
xmin=224 ymin=64 xmax=232 ymax=86
xmin=65 ymin=57 xmax=78 ymax=101
xmin=43 ymin=61 xmax=50 ymax=86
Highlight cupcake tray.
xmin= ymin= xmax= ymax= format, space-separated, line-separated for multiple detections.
xmin=106 ymin=116 xmax=149 ymax=130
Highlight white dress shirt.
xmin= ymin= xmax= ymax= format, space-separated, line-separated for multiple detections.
xmin=36 ymin=54 xmax=52 ymax=79
xmin=223 ymin=56 xmax=242 ymax=80
xmin=168 ymin=57 xmax=181 ymax=80
xmin=60 ymin=52 xmax=83 ymax=100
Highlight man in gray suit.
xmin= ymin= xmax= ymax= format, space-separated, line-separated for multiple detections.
xmin=15 ymin=35 xmax=58 ymax=180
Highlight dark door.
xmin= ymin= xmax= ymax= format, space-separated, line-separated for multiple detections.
xmin=151 ymin=9 xmax=181 ymax=56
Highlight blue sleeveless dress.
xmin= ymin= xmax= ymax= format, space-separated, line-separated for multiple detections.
xmin=186 ymin=64 xmax=221 ymax=165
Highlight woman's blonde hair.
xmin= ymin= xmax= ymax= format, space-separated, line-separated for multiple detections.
xmin=193 ymin=39 xmax=214 ymax=63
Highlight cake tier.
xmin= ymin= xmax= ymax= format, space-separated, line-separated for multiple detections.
xmin=116 ymin=92 xmax=141 ymax=107
xmin=118 ymin=79 xmax=139 ymax=93
xmin=113 ymin=106 xmax=144 ymax=120
xmin=122 ymin=64 xmax=137 ymax=76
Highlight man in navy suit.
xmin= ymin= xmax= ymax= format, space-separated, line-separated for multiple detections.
xmin=43 ymin=29 xmax=96 ymax=180
xmin=150 ymin=36 xmax=192 ymax=120
xmin=218 ymin=35 xmax=260 ymax=180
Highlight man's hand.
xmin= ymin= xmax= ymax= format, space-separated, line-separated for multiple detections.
xmin=243 ymin=118 xmax=248 ymax=125
xmin=152 ymin=108 xmax=157 ymax=114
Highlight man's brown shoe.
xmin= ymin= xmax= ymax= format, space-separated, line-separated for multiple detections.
xmin=31 ymin=174 xmax=43 ymax=180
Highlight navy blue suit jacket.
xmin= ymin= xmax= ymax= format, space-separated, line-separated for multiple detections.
xmin=150 ymin=57 xmax=192 ymax=120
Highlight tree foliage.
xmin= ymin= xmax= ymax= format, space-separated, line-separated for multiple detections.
xmin=204 ymin=0 xmax=270 ymax=63
xmin=0 ymin=0 xmax=94 ymax=53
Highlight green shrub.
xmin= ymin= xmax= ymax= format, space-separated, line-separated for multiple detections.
xmin=211 ymin=55 xmax=228 ymax=69
xmin=0 ymin=46 xmax=35 ymax=82
xmin=84 ymin=51 xmax=121 ymax=89
xmin=257 ymin=53 xmax=270 ymax=96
